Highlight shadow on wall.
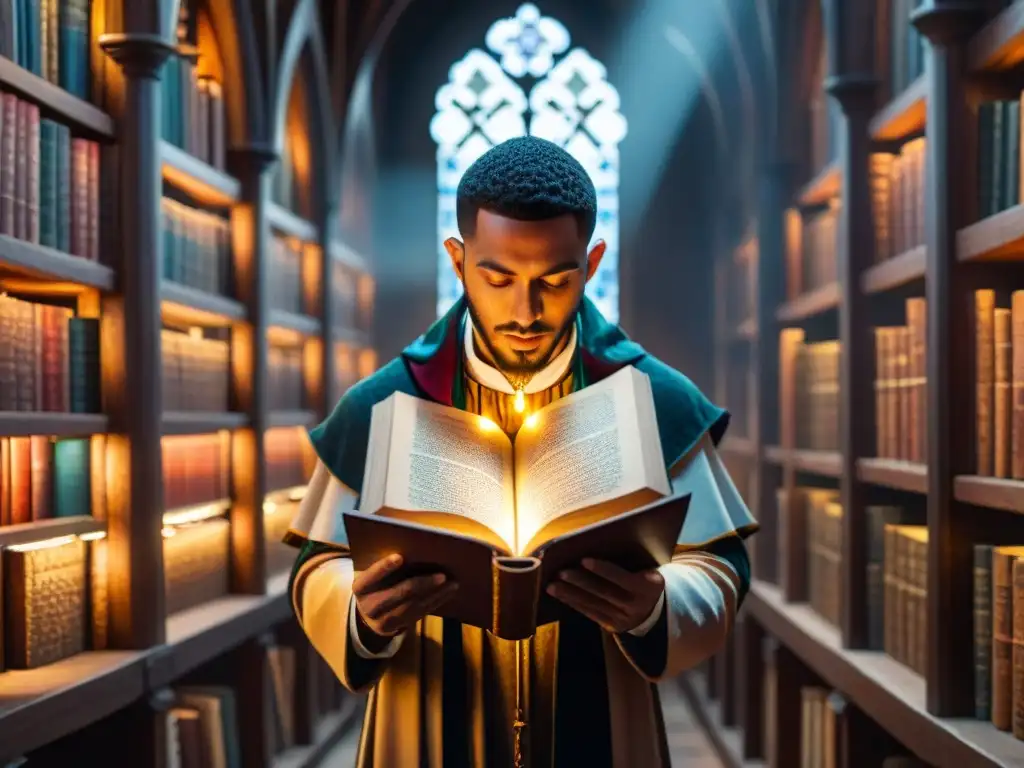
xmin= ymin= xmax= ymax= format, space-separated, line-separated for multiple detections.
xmin=339 ymin=0 xmax=725 ymax=392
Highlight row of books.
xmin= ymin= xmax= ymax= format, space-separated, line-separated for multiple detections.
xmin=974 ymin=289 xmax=1024 ymax=478
xmin=333 ymin=260 xmax=374 ymax=334
xmin=270 ymin=235 xmax=307 ymax=316
xmin=161 ymin=328 xmax=231 ymax=413
xmin=0 ymin=0 xmax=91 ymax=99
xmin=160 ymin=54 xmax=227 ymax=172
xmin=722 ymin=351 xmax=755 ymax=442
xmin=0 ymin=295 xmax=100 ymax=413
xmin=161 ymin=197 xmax=232 ymax=297
xmin=882 ymin=518 xmax=928 ymax=677
xmin=875 ymin=297 xmax=928 ymax=464
xmin=805 ymin=489 xmax=842 ymax=628
xmin=0 ymin=90 xmax=100 ymax=259
xmin=0 ymin=434 xmax=98 ymax=525
xmin=722 ymin=242 xmax=756 ymax=332
xmin=871 ymin=139 xmax=926 ymax=265
xmin=269 ymin=343 xmax=304 ymax=412
xmin=162 ymin=434 xmax=229 ymax=511
xmin=266 ymin=427 xmax=311 ymax=493
xmin=974 ymin=543 xmax=1024 ymax=738
xmin=794 ymin=339 xmax=839 ymax=452
xmin=795 ymin=685 xmax=928 ymax=768
xmin=977 ymin=97 xmax=1022 ymax=221
xmin=785 ymin=202 xmax=839 ymax=300
xmin=335 ymin=344 xmax=377 ymax=397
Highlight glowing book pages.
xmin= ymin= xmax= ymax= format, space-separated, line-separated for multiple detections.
xmin=344 ymin=366 xmax=692 ymax=640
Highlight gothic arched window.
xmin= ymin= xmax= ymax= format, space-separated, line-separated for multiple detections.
xmin=430 ymin=3 xmax=628 ymax=322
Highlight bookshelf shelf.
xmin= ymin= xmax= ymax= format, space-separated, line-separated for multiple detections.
xmin=272 ymin=697 xmax=364 ymax=768
xmin=957 ymin=204 xmax=1024 ymax=262
xmin=0 ymin=516 xmax=104 ymax=549
xmin=334 ymin=327 xmax=371 ymax=347
xmin=267 ymin=202 xmax=318 ymax=242
xmin=953 ymin=474 xmax=1024 ymax=513
xmin=764 ymin=445 xmax=787 ymax=465
xmin=856 ymin=458 xmax=928 ymax=494
xmin=160 ymin=281 xmax=248 ymax=326
xmin=869 ymin=75 xmax=927 ymax=141
xmin=747 ymin=581 xmax=1023 ymax=768
xmin=330 ymin=240 xmax=370 ymax=273
xmin=160 ymin=141 xmax=240 ymax=207
xmin=791 ymin=449 xmax=842 ymax=477
xmin=796 ymin=161 xmax=841 ymax=208
xmin=154 ymin=573 xmax=291 ymax=689
xmin=0 ymin=234 xmax=115 ymax=291
xmin=968 ymin=0 xmax=1024 ymax=72
xmin=0 ymin=412 xmax=107 ymax=437
xmin=0 ymin=56 xmax=115 ymax=139
xmin=0 ymin=651 xmax=147 ymax=761
xmin=269 ymin=309 xmax=323 ymax=338
xmin=860 ymin=245 xmax=927 ymax=294
xmin=268 ymin=410 xmax=318 ymax=429
xmin=776 ymin=282 xmax=841 ymax=323
xmin=721 ymin=436 xmax=756 ymax=458
xmin=160 ymin=411 xmax=249 ymax=435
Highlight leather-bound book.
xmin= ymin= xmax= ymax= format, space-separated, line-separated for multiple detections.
xmin=3 ymin=535 xmax=86 ymax=668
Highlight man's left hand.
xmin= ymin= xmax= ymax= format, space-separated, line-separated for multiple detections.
xmin=546 ymin=558 xmax=665 ymax=634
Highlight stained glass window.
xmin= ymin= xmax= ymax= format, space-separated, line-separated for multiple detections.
xmin=430 ymin=3 xmax=627 ymax=321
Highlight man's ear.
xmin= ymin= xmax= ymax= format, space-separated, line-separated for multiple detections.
xmin=444 ymin=237 xmax=466 ymax=283
xmin=584 ymin=240 xmax=607 ymax=282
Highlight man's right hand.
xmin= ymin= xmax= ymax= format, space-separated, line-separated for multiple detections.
xmin=352 ymin=554 xmax=458 ymax=645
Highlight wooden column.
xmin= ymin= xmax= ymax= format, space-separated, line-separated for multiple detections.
xmin=97 ymin=31 xmax=176 ymax=649
xmin=912 ymin=0 xmax=984 ymax=716
xmin=821 ymin=0 xmax=879 ymax=649
xmin=737 ymin=613 xmax=765 ymax=760
xmin=231 ymin=632 xmax=276 ymax=768
xmin=229 ymin=144 xmax=279 ymax=596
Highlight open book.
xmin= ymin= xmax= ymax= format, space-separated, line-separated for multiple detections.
xmin=344 ymin=365 xmax=693 ymax=639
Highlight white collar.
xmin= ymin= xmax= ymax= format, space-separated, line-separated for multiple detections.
xmin=462 ymin=313 xmax=577 ymax=395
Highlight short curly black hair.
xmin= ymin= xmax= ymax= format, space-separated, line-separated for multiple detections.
xmin=456 ymin=136 xmax=597 ymax=241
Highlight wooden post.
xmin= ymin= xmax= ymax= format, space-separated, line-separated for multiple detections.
xmin=912 ymin=0 xmax=985 ymax=716
xmin=232 ymin=632 xmax=276 ymax=768
xmin=737 ymin=613 xmax=764 ymax=760
xmin=229 ymin=144 xmax=279 ymax=596
xmin=820 ymin=0 xmax=879 ymax=649
xmin=97 ymin=31 xmax=176 ymax=650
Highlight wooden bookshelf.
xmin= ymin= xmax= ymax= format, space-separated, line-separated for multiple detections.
xmin=775 ymin=281 xmax=840 ymax=322
xmin=860 ymin=245 xmax=926 ymax=294
xmin=699 ymin=1 xmax=1024 ymax=764
xmin=0 ymin=0 xmax=374 ymax=764
xmin=869 ymin=75 xmax=927 ymax=141
xmin=856 ymin=458 xmax=928 ymax=494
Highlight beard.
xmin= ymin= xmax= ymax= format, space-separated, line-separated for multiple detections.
xmin=464 ymin=294 xmax=578 ymax=382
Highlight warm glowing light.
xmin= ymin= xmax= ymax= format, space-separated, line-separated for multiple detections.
xmin=188 ymin=326 xmax=203 ymax=339
xmin=9 ymin=535 xmax=77 ymax=552
xmin=162 ymin=527 xmax=177 ymax=538
xmin=79 ymin=531 xmax=107 ymax=541
xmin=263 ymin=501 xmax=278 ymax=514
xmin=514 ymin=389 xmax=526 ymax=413
xmin=523 ymin=413 xmax=538 ymax=429
xmin=478 ymin=416 xmax=498 ymax=431
xmin=162 ymin=500 xmax=230 ymax=527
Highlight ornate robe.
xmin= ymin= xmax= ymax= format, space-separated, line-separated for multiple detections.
xmin=287 ymin=297 xmax=758 ymax=767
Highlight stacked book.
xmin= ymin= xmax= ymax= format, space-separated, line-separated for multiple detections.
xmin=269 ymin=235 xmax=305 ymax=315
xmin=874 ymin=298 xmax=928 ymax=464
xmin=161 ymin=198 xmax=232 ymax=295
xmin=794 ymin=340 xmax=840 ymax=452
xmin=973 ymin=289 xmax=1024 ymax=478
xmin=870 ymin=140 xmax=926 ymax=263
xmin=161 ymin=329 xmax=230 ymax=412
xmin=162 ymin=434 xmax=229 ymax=510
xmin=883 ymin=523 xmax=928 ymax=675
xmin=0 ymin=295 xmax=100 ymax=412
xmin=269 ymin=343 xmax=304 ymax=411
xmin=0 ymin=0 xmax=92 ymax=99
xmin=265 ymin=427 xmax=309 ymax=492
xmin=0 ymin=434 xmax=100 ymax=524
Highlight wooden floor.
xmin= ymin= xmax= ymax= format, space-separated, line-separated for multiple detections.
xmin=320 ymin=682 xmax=724 ymax=766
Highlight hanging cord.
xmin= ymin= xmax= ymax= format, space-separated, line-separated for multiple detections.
xmin=513 ymin=637 xmax=530 ymax=767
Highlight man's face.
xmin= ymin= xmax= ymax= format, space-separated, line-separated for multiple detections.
xmin=445 ymin=209 xmax=605 ymax=375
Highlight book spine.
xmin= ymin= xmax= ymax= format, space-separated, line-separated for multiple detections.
xmin=491 ymin=556 xmax=541 ymax=641
xmin=975 ymin=544 xmax=994 ymax=720
xmin=993 ymin=549 xmax=1017 ymax=729
xmin=977 ymin=290 xmax=996 ymax=475
xmin=1012 ymin=558 xmax=1024 ymax=738
xmin=995 ymin=308 xmax=1012 ymax=477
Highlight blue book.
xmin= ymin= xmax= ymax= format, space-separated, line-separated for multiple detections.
xmin=53 ymin=437 xmax=90 ymax=518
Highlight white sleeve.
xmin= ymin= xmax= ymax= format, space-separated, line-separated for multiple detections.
xmin=347 ymin=594 xmax=406 ymax=659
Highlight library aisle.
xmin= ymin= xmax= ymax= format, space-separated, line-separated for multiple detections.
xmin=317 ymin=685 xmax=727 ymax=768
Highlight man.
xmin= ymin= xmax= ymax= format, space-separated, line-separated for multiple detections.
xmin=287 ymin=136 xmax=757 ymax=767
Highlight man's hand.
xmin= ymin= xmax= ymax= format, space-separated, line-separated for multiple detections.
xmin=546 ymin=558 xmax=665 ymax=634
xmin=352 ymin=554 xmax=458 ymax=642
